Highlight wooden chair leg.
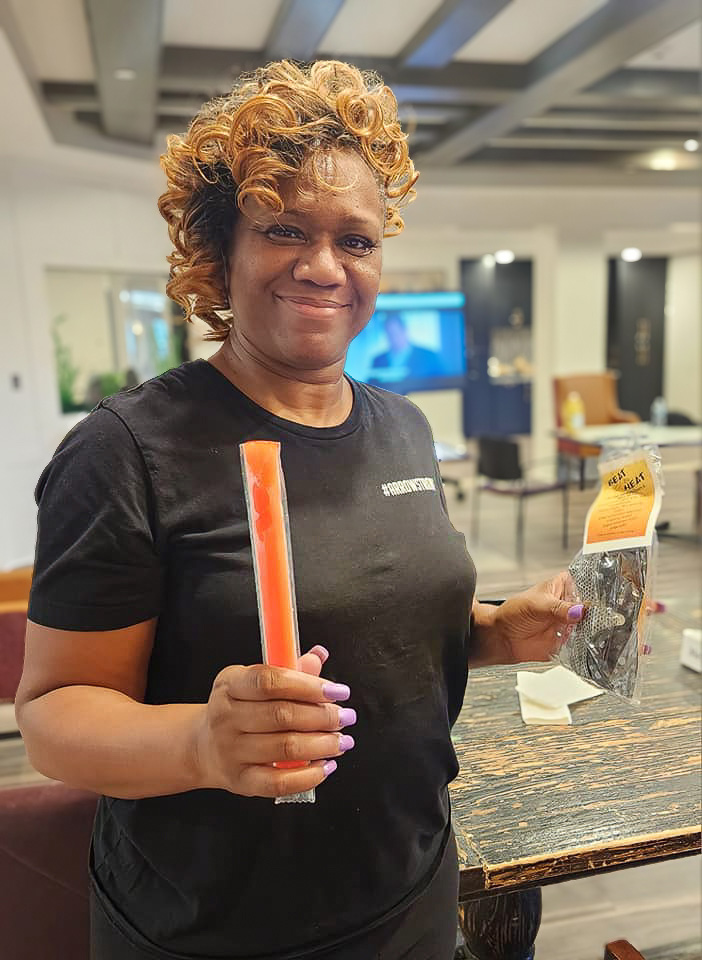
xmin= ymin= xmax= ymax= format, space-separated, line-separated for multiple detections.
xmin=516 ymin=495 xmax=525 ymax=562
xmin=604 ymin=940 xmax=646 ymax=960
xmin=562 ymin=481 xmax=569 ymax=550
xmin=472 ymin=487 xmax=481 ymax=545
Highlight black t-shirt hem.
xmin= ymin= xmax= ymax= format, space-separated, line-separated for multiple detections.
xmin=89 ymin=822 xmax=453 ymax=960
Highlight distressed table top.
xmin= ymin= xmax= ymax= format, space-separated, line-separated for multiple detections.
xmin=450 ymin=607 xmax=701 ymax=902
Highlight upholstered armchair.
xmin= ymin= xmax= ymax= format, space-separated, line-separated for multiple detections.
xmin=553 ymin=372 xmax=640 ymax=427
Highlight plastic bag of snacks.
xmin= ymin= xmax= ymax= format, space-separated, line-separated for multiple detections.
xmin=557 ymin=443 xmax=663 ymax=703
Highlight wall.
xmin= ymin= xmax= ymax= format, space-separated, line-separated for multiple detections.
xmin=1 ymin=155 xmax=700 ymax=565
xmin=0 ymin=157 xmax=169 ymax=567
xmin=664 ymin=254 xmax=702 ymax=423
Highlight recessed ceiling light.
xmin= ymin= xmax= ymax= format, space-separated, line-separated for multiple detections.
xmin=114 ymin=68 xmax=136 ymax=81
xmin=621 ymin=248 xmax=642 ymax=262
xmin=481 ymin=254 xmax=496 ymax=267
xmin=494 ymin=249 xmax=515 ymax=264
xmin=684 ymin=139 xmax=699 ymax=152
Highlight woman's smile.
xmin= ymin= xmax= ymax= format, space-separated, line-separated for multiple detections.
xmin=275 ymin=294 xmax=352 ymax=320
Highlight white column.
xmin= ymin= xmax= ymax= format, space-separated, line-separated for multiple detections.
xmin=531 ymin=228 xmax=608 ymax=476
xmin=664 ymin=254 xmax=702 ymax=422
xmin=531 ymin=225 xmax=558 ymax=474
xmin=552 ymin=235 xmax=608 ymax=376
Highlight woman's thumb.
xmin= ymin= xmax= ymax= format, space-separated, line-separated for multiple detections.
xmin=562 ymin=602 xmax=584 ymax=623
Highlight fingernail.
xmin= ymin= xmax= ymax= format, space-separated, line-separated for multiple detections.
xmin=567 ymin=604 xmax=584 ymax=621
xmin=323 ymin=682 xmax=350 ymax=702
xmin=338 ymin=707 xmax=357 ymax=728
xmin=643 ymin=643 xmax=652 ymax=655
xmin=309 ymin=645 xmax=329 ymax=663
xmin=339 ymin=734 xmax=355 ymax=752
xmin=323 ymin=760 xmax=337 ymax=777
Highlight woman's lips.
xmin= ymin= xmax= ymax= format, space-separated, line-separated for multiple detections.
xmin=277 ymin=295 xmax=350 ymax=318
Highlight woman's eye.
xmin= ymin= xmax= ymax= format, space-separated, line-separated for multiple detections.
xmin=343 ymin=236 xmax=377 ymax=254
xmin=266 ymin=225 xmax=303 ymax=242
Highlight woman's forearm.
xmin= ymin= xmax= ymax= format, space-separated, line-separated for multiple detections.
xmin=17 ymin=686 xmax=208 ymax=799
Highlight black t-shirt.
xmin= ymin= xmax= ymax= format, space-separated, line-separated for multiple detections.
xmin=29 ymin=361 xmax=476 ymax=958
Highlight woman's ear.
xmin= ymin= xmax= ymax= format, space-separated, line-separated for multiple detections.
xmin=221 ymin=250 xmax=232 ymax=311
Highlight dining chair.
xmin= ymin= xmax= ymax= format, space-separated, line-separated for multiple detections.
xmin=472 ymin=436 xmax=567 ymax=562
xmin=605 ymin=939 xmax=701 ymax=960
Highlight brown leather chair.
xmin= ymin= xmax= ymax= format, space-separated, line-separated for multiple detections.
xmin=553 ymin=372 xmax=640 ymax=489
xmin=0 ymin=568 xmax=31 ymax=740
xmin=0 ymin=782 xmax=98 ymax=960
xmin=553 ymin=371 xmax=640 ymax=428
xmin=0 ymin=567 xmax=32 ymax=605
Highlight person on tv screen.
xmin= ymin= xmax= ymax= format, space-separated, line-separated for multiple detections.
xmin=369 ymin=312 xmax=444 ymax=385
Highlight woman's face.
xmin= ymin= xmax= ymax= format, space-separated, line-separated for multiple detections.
xmin=227 ymin=149 xmax=384 ymax=378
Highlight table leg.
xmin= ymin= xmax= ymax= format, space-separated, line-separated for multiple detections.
xmin=458 ymin=888 xmax=542 ymax=960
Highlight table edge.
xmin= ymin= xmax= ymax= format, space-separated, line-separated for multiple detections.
xmin=458 ymin=824 xmax=702 ymax=898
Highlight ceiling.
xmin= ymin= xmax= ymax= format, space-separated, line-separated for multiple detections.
xmin=1 ymin=0 xmax=700 ymax=184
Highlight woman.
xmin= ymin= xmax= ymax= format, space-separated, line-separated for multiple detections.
xmin=16 ymin=60 xmax=582 ymax=960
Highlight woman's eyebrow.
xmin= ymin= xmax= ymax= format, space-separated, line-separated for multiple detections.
xmin=281 ymin=208 xmax=381 ymax=231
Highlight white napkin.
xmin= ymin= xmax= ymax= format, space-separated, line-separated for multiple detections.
xmin=515 ymin=665 xmax=604 ymax=725
xmin=518 ymin=692 xmax=572 ymax=725
xmin=516 ymin=665 xmax=604 ymax=709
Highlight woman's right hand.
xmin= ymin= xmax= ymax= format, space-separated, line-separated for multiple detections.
xmin=193 ymin=652 xmax=356 ymax=798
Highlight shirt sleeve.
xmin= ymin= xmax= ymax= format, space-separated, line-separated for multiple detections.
xmin=28 ymin=406 xmax=164 ymax=631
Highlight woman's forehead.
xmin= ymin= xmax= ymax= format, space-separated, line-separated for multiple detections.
xmin=280 ymin=153 xmax=383 ymax=215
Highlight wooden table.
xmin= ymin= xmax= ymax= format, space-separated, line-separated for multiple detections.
xmin=556 ymin=423 xmax=702 ymax=543
xmin=556 ymin=423 xmax=702 ymax=488
xmin=450 ymin=603 xmax=701 ymax=959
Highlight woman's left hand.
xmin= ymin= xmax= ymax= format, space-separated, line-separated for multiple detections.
xmin=488 ymin=571 xmax=584 ymax=664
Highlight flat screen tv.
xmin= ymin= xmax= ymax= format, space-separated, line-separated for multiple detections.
xmin=345 ymin=291 xmax=467 ymax=394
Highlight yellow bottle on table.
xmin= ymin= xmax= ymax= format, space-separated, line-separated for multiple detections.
xmin=562 ymin=391 xmax=585 ymax=434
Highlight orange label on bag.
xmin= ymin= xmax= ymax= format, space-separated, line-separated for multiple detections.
xmin=583 ymin=452 xmax=662 ymax=554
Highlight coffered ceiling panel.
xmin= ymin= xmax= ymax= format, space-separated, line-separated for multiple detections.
xmin=453 ymin=0 xmax=609 ymax=63
xmin=162 ymin=0 xmax=281 ymax=51
xmin=7 ymin=0 xmax=94 ymax=82
xmin=626 ymin=20 xmax=701 ymax=70
xmin=0 ymin=0 xmax=698 ymax=185
xmin=318 ymin=0 xmax=445 ymax=57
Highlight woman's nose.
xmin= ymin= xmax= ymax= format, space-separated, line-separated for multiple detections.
xmin=292 ymin=241 xmax=345 ymax=286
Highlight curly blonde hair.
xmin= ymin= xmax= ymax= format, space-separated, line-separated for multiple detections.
xmin=158 ymin=59 xmax=418 ymax=340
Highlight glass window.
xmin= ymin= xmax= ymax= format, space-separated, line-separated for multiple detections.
xmin=46 ymin=269 xmax=186 ymax=413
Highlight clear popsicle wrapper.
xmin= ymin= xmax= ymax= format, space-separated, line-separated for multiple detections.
xmin=240 ymin=441 xmax=315 ymax=804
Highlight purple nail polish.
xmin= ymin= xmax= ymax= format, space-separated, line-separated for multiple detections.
xmin=309 ymin=645 xmax=329 ymax=663
xmin=567 ymin=604 xmax=584 ymax=620
xmin=322 ymin=682 xmax=350 ymax=702
xmin=643 ymin=643 xmax=652 ymax=655
xmin=323 ymin=760 xmax=337 ymax=777
xmin=339 ymin=707 xmax=357 ymax=728
xmin=339 ymin=734 xmax=355 ymax=752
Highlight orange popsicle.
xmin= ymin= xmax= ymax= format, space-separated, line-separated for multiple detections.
xmin=241 ymin=441 xmax=304 ymax=772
